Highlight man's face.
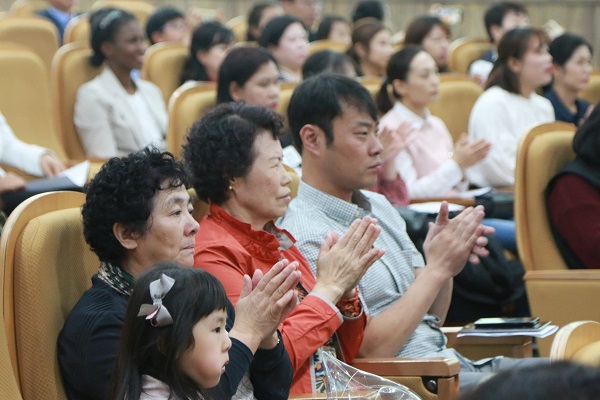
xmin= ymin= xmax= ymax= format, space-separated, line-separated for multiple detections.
xmin=492 ymin=10 xmax=529 ymax=45
xmin=50 ymin=0 xmax=75 ymax=13
xmin=282 ymin=0 xmax=321 ymax=29
xmin=321 ymin=104 xmax=383 ymax=196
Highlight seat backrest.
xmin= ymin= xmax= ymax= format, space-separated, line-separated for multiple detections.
xmin=277 ymin=81 xmax=298 ymax=117
xmin=550 ymin=320 xmax=600 ymax=365
xmin=514 ymin=122 xmax=576 ymax=272
xmin=580 ymin=70 xmax=600 ymax=105
xmin=308 ymin=39 xmax=350 ymax=55
xmin=357 ymin=75 xmax=383 ymax=104
xmin=91 ymin=0 xmax=155 ymax=27
xmin=167 ymin=81 xmax=217 ymax=157
xmin=0 ymin=44 xmax=68 ymax=160
xmin=8 ymin=0 xmax=47 ymax=17
xmin=0 ymin=191 xmax=98 ymax=400
xmin=0 ymin=17 xmax=59 ymax=78
xmin=226 ymin=15 xmax=247 ymax=43
xmin=448 ymin=37 xmax=493 ymax=74
xmin=141 ymin=42 xmax=188 ymax=104
xmin=51 ymin=42 xmax=103 ymax=159
xmin=63 ymin=13 xmax=89 ymax=44
xmin=429 ymin=78 xmax=483 ymax=143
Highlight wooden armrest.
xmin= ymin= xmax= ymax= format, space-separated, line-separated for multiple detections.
xmin=410 ymin=197 xmax=476 ymax=207
xmin=525 ymin=270 xmax=600 ymax=281
xmin=352 ymin=357 xmax=460 ymax=377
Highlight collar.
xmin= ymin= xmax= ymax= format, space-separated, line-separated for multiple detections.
xmin=209 ymin=203 xmax=295 ymax=260
xmin=297 ymin=181 xmax=372 ymax=226
xmin=392 ymin=101 xmax=432 ymax=131
xmin=100 ymin=66 xmax=138 ymax=95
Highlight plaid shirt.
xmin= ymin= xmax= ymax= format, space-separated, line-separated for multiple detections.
xmin=279 ymin=181 xmax=448 ymax=358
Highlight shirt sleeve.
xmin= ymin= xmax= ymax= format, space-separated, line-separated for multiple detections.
xmin=0 ymin=112 xmax=47 ymax=176
xmin=250 ymin=331 xmax=293 ymax=400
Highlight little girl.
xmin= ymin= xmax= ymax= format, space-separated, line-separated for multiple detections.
xmin=108 ymin=262 xmax=231 ymax=400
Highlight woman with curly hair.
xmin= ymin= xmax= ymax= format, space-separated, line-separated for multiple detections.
xmin=58 ymin=148 xmax=296 ymax=400
xmin=184 ymin=103 xmax=385 ymax=395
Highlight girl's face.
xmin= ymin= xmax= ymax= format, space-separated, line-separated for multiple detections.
xmin=366 ymin=29 xmax=393 ymax=72
xmin=271 ymin=22 xmax=309 ymax=71
xmin=554 ymin=44 xmax=593 ymax=92
xmin=513 ymin=36 xmax=553 ymax=92
xmin=179 ymin=309 xmax=231 ymax=388
xmin=104 ymin=20 xmax=147 ymax=71
xmin=421 ymin=24 xmax=450 ymax=70
xmin=329 ymin=20 xmax=352 ymax=46
xmin=198 ymin=42 xmax=234 ymax=81
xmin=395 ymin=51 xmax=440 ymax=110
xmin=230 ymin=60 xmax=280 ymax=111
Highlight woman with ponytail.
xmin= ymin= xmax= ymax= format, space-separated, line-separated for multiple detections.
xmin=74 ymin=8 xmax=167 ymax=159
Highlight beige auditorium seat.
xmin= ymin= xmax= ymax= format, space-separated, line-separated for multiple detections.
xmin=308 ymin=39 xmax=350 ymax=55
xmin=226 ymin=14 xmax=247 ymax=43
xmin=515 ymin=121 xmax=600 ymax=356
xmin=141 ymin=42 xmax=188 ymax=104
xmin=0 ymin=17 xmax=59 ymax=77
xmin=580 ymin=70 xmax=600 ymax=105
xmin=0 ymin=191 xmax=97 ymax=400
xmin=550 ymin=321 xmax=600 ymax=366
xmin=90 ymin=0 xmax=155 ymax=27
xmin=63 ymin=13 xmax=90 ymax=44
xmin=448 ymin=37 xmax=493 ymax=75
xmin=8 ymin=0 xmax=47 ymax=17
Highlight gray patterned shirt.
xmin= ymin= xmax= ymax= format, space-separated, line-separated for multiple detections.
xmin=278 ymin=181 xmax=448 ymax=358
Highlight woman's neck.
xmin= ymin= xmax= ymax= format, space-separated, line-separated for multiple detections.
xmin=552 ymin=82 xmax=579 ymax=112
xmin=360 ymin=61 xmax=383 ymax=77
xmin=108 ymin=62 xmax=136 ymax=94
xmin=219 ymin=201 xmax=269 ymax=231
xmin=399 ymin=99 xmax=427 ymax=119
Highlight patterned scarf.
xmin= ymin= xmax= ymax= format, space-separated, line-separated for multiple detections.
xmin=97 ymin=261 xmax=135 ymax=296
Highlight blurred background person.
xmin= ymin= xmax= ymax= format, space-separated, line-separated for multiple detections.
xmin=404 ymin=15 xmax=451 ymax=73
xmin=247 ymin=2 xmax=283 ymax=42
xmin=316 ymin=15 xmax=352 ymax=45
xmin=347 ymin=20 xmax=393 ymax=77
xmin=302 ymin=50 xmax=357 ymax=79
xmin=260 ymin=15 xmax=309 ymax=82
xmin=279 ymin=0 xmax=321 ymax=41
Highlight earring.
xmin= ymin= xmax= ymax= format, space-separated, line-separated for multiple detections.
xmin=228 ymin=185 xmax=233 ymax=191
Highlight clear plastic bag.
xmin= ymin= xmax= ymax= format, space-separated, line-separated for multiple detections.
xmin=320 ymin=351 xmax=422 ymax=400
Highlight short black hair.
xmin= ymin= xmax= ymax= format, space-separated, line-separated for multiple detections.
xmin=259 ymin=14 xmax=303 ymax=48
xmin=351 ymin=0 xmax=385 ymax=23
xmin=549 ymin=33 xmax=593 ymax=67
xmin=180 ymin=22 xmax=234 ymax=84
xmin=82 ymin=148 xmax=189 ymax=265
xmin=302 ymin=50 xmax=356 ymax=79
xmin=287 ymin=73 xmax=378 ymax=153
xmin=108 ymin=262 xmax=228 ymax=400
xmin=183 ymin=103 xmax=284 ymax=204
xmin=573 ymin=104 xmax=600 ymax=166
xmin=217 ymin=46 xmax=278 ymax=104
xmin=316 ymin=15 xmax=349 ymax=40
xmin=89 ymin=7 xmax=137 ymax=66
xmin=484 ymin=2 xmax=528 ymax=43
xmin=145 ymin=6 xmax=184 ymax=45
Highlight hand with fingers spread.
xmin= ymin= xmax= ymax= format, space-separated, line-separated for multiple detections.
xmin=452 ymin=134 xmax=491 ymax=170
xmin=423 ymin=202 xmax=489 ymax=277
xmin=312 ymin=217 xmax=385 ymax=303
xmin=230 ymin=259 xmax=301 ymax=350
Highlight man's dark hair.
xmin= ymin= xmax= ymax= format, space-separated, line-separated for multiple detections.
xmin=484 ymin=2 xmax=528 ymax=43
xmin=145 ymin=6 xmax=184 ymax=44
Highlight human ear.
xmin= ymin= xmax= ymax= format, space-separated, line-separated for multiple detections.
xmin=229 ymin=82 xmax=243 ymax=102
xmin=113 ymin=222 xmax=140 ymax=251
xmin=299 ymin=124 xmax=323 ymax=157
xmin=355 ymin=42 xmax=367 ymax=60
xmin=391 ymin=78 xmax=407 ymax=98
xmin=508 ymin=56 xmax=522 ymax=74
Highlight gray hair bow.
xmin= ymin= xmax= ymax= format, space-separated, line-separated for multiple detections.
xmin=138 ymin=274 xmax=175 ymax=327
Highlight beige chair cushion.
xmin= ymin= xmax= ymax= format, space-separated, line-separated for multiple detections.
xmin=141 ymin=42 xmax=188 ymax=104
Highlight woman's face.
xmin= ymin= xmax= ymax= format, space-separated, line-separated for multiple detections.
xmin=230 ymin=60 xmax=280 ymax=111
xmin=329 ymin=20 xmax=352 ymax=46
xmin=198 ymin=42 xmax=234 ymax=81
xmin=228 ymin=131 xmax=292 ymax=229
xmin=126 ymin=185 xmax=199 ymax=269
xmin=366 ymin=29 xmax=393 ymax=72
xmin=554 ymin=44 xmax=593 ymax=92
xmin=514 ymin=36 xmax=553 ymax=91
xmin=396 ymin=51 xmax=440 ymax=109
xmin=421 ymin=24 xmax=450 ymax=70
xmin=271 ymin=22 xmax=309 ymax=71
xmin=104 ymin=19 xmax=147 ymax=71
xmin=179 ymin=309 xmax=231 ymax=389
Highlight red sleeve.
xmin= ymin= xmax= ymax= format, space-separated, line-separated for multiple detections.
xmin=548 ymin=174 xmax=600 ymax=269
xmin=335 ymin=313 xmax=367 ymax=363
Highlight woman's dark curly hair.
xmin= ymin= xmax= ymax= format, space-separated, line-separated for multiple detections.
xmin=183 ymin=103 xmax=284 ymax=205
xmin=82 ymin=147 xmax=189 ymax=265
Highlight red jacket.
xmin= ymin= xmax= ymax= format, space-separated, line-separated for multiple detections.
xmin=194 ymin=204 xmax=366 ymax=394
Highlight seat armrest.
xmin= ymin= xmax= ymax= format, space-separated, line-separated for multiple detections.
xmin=525 ymin=270 xmax=600 ymax=281
xmin=351 ymin=357 xmax=460 ymax=377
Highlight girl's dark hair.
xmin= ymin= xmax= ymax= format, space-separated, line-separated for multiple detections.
xmin=316 ymin=15 xmax=349 ymax=41
xmin=108 ymin=262 xmax=228 ymax=400
xmin=486 ymin=27 xmax=548 ymax=94
xmin=573 ymin=104 xmax=600 ymax=166
xmin=89 ymin=7 xmax=136 ymax=67
xmin=180 ymin=21 xmax=234 ymax=84
xmin=404 ymin=15 xmax=451 ymax=47
xmin=217 ymin=46 xmax=278 ymax=104
xmin=247 ymin=2 xmax=278 ymax=42
xmin=347 ymin=19 xmax=387 ymax=73
xmin=549 ymin=33 xmax=593 ymax=67
xmin=183 ymin=103 xmax=284 ymax=204
xmin=302 ymin=50 xmax=356 ymax=79
xmin=376 ymin=45 xmax=424 ymax=114
xmin=351 ymin=0 xmax=385 ymax=23
xmin=259 ymin=14 xmax=303 ymax=48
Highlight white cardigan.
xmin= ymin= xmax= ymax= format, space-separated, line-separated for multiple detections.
xmin=0 ymin=112 xmax=47 ymax=177
xmin=467 ymin=86 xmax=554 ymax=187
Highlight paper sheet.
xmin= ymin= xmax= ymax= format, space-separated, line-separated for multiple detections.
xmin=58 ymin=160 xmax=90 ymax=187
